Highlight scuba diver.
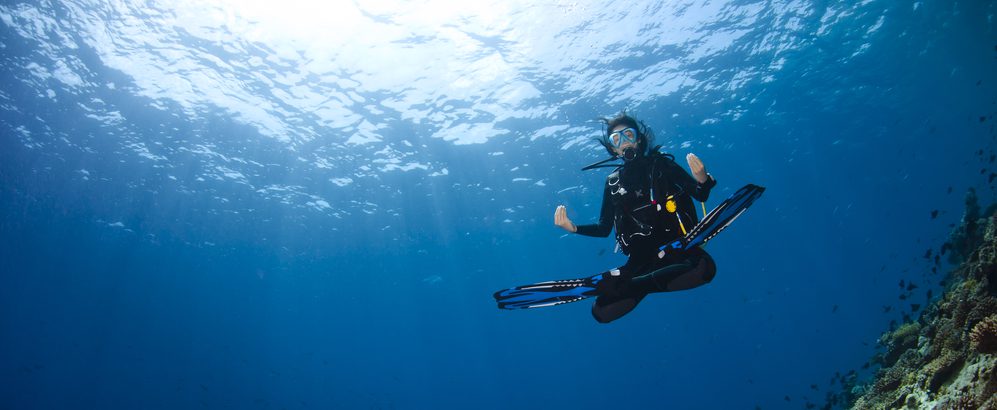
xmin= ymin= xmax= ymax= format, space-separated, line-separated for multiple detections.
xmin=494 ymin=113 xmax=765 ymax=323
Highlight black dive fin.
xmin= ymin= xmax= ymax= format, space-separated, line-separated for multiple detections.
xmin=659 ymin=184 xmax=766 ymax=256
xmin=494 ymin=273 xmax=604 ymax=309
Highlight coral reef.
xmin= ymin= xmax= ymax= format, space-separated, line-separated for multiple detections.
xmin=891 ymin=323 xmax=920 ymax=357
xmin=971 ymin=315 xmax=997 ymax=354
xmin=848 ymin=195 xmax=997 ymax=409
xmin=946 ymin=189 xmax=997 ymax=265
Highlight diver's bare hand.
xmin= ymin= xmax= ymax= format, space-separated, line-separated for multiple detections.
xmin=554 ymin=205 xmax=577 ymax=233
xmin=686 ymin=153 xmax=709 ymax=184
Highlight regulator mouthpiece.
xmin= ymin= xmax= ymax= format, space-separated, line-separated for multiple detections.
xmin=622 ymin=147 xmax=638 ymax=161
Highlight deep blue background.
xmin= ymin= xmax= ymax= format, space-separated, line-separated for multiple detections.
xmin=1 ymin=0 xmax=996 ymax=409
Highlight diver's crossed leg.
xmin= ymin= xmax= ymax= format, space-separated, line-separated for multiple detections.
xmin=591 ymin=248 xmax=716 ymax=323
xmin=494 ymin=248 xmax=716 ymax=318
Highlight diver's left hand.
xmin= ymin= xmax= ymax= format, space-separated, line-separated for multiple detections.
xmin=686 ymin=153 xmax=709 ymax=184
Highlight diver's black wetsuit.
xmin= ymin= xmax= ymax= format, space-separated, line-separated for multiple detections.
xmin=574 ymin=151 xmax=717 ymax=323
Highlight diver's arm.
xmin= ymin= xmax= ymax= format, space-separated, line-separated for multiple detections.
xmin=686 ymin=153 xmax=709 ymax=184
xmin=573 ymin=181 xmax=614 ymax=237
xmin=554 ymin=205 xmax=577 ymax=232
xmin=670 ymin=154 xmax=716 ymax=202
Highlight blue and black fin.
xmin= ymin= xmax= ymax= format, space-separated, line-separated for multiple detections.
xmin=494 ymin=274 xmax=604 ymax=310
xmin=660 ymin=183 xmax=765 ymax=256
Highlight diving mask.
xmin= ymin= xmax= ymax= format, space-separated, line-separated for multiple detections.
xmin=608 ymin=127 xmax=638 ymax=148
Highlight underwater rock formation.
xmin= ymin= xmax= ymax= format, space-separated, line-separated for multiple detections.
xmin=849 ymin=192 xmax=997 ymax=409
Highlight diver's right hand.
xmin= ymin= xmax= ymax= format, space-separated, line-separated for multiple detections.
xmin=554 ymin=205 xmax=577 ymax=233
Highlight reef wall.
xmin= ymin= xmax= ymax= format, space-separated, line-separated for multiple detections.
xmin=850 ymin=192 xmax=997 ymax=409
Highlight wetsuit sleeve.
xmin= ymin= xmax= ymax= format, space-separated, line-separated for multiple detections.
xmin=665 ymin=159 xmax=716 ymax=202
xmin=574 ymin=178 xmax=614 ymax=237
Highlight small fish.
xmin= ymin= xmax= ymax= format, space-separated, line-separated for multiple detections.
xmin=947 ymin=186 xmax=953 ymax=194
xmin=911 ymin=304 xmax=921 ymax=312
xmin=810 ymin=384 xmax=818 ymax=390
xmin=831 ymin=304 xmax=838 ymax=313
xmin=930 ymin=210 xmax=939 ymax=219
xmin=927 ymin=290 xmax=933 ymax=300
xmin=899 ymin=294 xmax=907 ymax=300
xmin=899 ymin=280 xmax=905 ymax=288
xmin=883 ymin=305 xmax=892 ymax=313
xmin=784 ymin=395 xmax=791 ymax=402
xmin=907 ymin=282 xmax=918 ymax=291
xmin=924 ymin=249 xmax=932 ymax=259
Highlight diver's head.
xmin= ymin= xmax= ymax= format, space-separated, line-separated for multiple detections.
xmin=609 ymin=124 xmax=639 ymax=160
xmin=599 ymin=112 xmax=652 ymax=162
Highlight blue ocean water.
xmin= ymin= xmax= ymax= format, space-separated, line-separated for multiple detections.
xmin=1 ymin=0 xmax=995 ymax=409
